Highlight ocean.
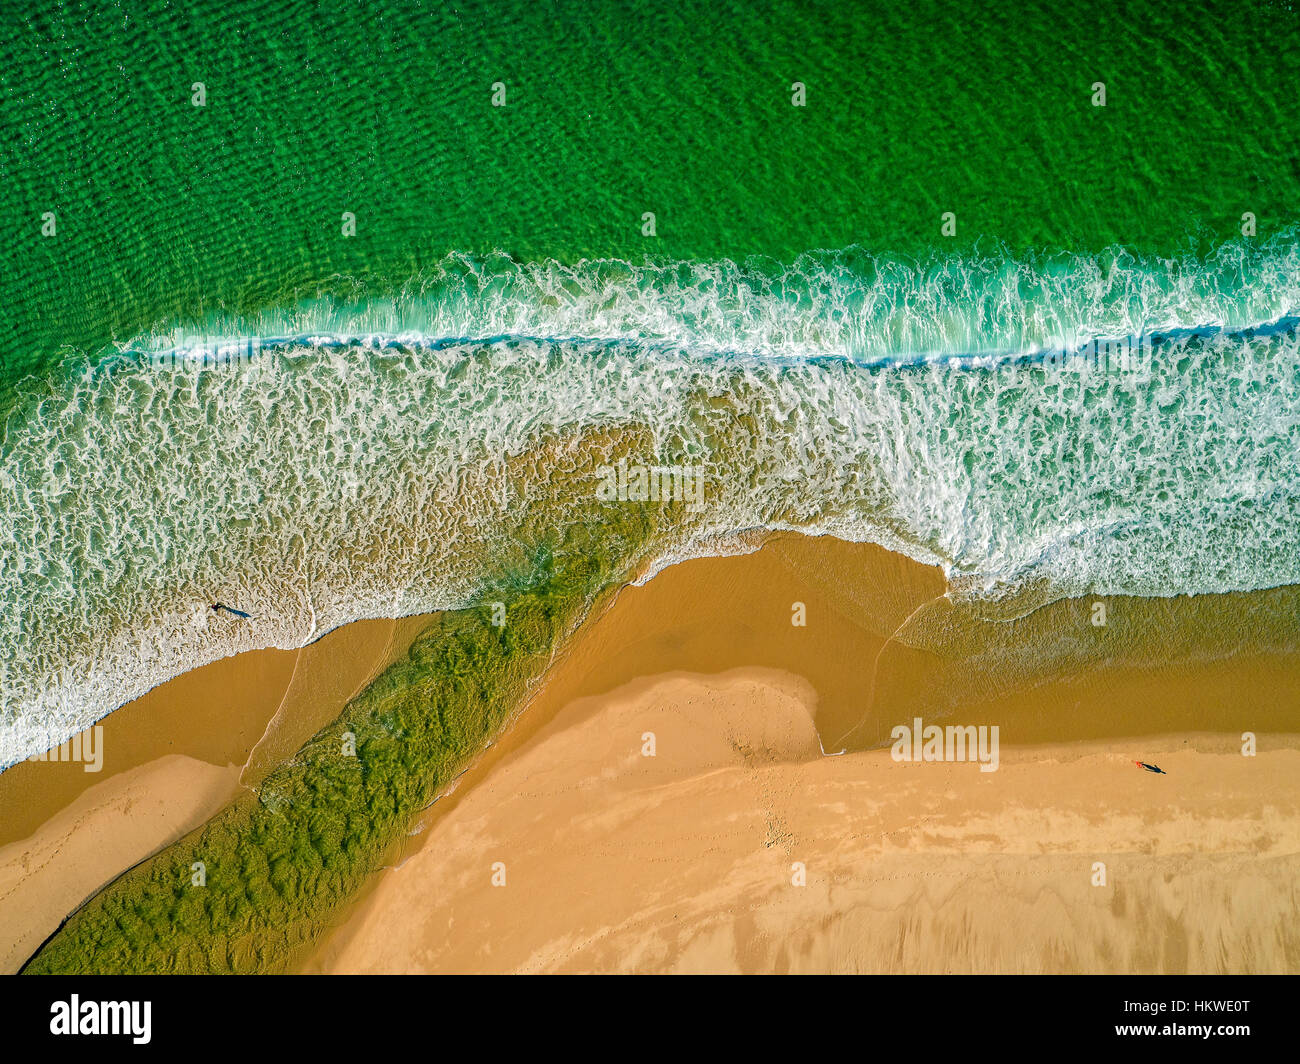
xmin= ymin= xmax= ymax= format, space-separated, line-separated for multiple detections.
xmin=3 ymin=0 xmax=1300 ymax=768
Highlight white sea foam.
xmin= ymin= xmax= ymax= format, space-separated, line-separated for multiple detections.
xmin=102 ymin=239 xmax=1300 ymax=366
xmin=2 ymin=240 xmax=1299 ymax=768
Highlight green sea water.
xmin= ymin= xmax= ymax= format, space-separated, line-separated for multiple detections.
xmin=5 ymin=0 xmax=1300 ymax=757
xmin=4 ymin=0 xmax=1300 ymax=756
xmin=4 ymin=0 xmax=1299 ymax=396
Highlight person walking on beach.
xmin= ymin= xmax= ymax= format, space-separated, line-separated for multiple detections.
xmin=211 ymin=603 xmax=252 ymax=619
xmin=1134 ymin=760 xmax=1166 ymax=775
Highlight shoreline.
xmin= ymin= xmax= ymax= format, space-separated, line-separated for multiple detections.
xmin=5 ymin=531 xmax=1300 ymax=973
xmin=301 ymin=533 xmax=1300 ymax=971
xmin=0 ymin=614 xmax=434 ymax=848
xmin=0 ymin=614 xmax=433 ymax=972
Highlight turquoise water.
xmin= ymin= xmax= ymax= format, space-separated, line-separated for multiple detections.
xmin=3 ymin=0 xmax=1300 ymax=766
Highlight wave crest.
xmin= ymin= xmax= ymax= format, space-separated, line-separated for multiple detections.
xmin=3 ymin=238 xmax=1299 ymax=766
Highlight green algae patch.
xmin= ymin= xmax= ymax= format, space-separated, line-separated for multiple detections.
xmin=23 ymin=514 xmax=657 ymax=974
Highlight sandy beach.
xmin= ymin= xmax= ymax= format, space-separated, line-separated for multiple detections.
xmin=0 ymin=754 xmax=243 ymax=972
xmin=0 ymin=613 xmax=431 ymax=973
xmin=303 ymin=667 xmax=1300 ymax=974
xmin=5 ymin=534 xmax=1300 ymax=974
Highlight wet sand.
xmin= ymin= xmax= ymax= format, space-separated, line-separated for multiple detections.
xmin=320 ymin=534 xmax=1300 ymax=863
xmin=4 ymin=533 xmax=1300 ymax=974
xmin=0 ymin=755 xmax=243 ymax=973
xmin=0 ymin=644 xmax=299 ymax=850
xmin=0 ymin=614 xmax=432 ymax=972
xmin=301 ymin=535 xmax=1300 ymax=973
xmin=306 ymin=668 xmax=1300 ymax=974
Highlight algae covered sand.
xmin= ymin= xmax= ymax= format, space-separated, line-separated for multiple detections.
xmin=23 ymin=507 xmax=659 ymax=974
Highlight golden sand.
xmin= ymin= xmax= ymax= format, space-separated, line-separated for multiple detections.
xmin=0 ymin=642 xmax=298 ymax=850
xmin=0 ymin=614 xmax=432 ymax=972
xmin=302 ymin=535 xmax=1300 ymax=973
xmin=306 ymin=668 xmax=1300 ymax=974
xmin=0 ymin=755 xmax=243 ymax=973
xmin=3 ymin=533 xmax=1299 ymax=974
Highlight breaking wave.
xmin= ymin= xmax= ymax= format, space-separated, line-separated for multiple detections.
xmin=3 ymin=237 xmax=1300 ymax=767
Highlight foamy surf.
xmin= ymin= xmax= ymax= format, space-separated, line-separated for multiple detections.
xmin=2 ymin=238 xmax=1299 ymax=768
xmin=76 ymin=236 xmax=1300 ymax=367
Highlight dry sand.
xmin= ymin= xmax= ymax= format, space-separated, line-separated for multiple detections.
xmin=0 ymin=613 xmax=432 ymax=972
xmin=0 ymin=755 xmax=243 ymax=972
xmin=4 ymin=533 xmax=1299 ymax=974
xmin=307 ymin=668 xmax=1300 ymax=974
xmin=301 ymin=536 xmax=1300 ymax=974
